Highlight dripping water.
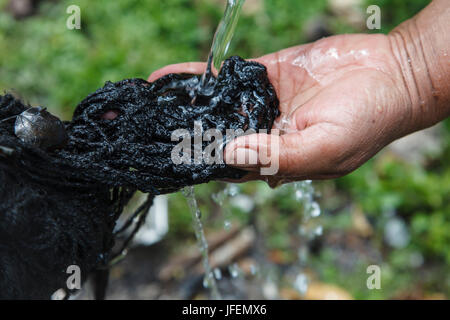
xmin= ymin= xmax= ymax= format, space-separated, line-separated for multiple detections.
xmin=292 ymin=180 xmax=322 ymax=296
xmin=183 ymin=0 xmax=323 ymax=298
xmin=181 ymin=0 xmax=246 ymax=299
xmin=275 ymin=114 xmax=323 ymax=296
xmin=183 ymin=186 xmax=221 ymax=299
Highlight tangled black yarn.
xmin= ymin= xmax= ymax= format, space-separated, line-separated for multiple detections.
xmin=0 ymin=56 xmax=279 ymax=299
xmin=61 ymin=56 xmax=279 ymax=193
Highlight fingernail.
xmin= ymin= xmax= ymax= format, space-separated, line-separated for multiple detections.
xmin=228 ymin=147 xmax=259 ymax=168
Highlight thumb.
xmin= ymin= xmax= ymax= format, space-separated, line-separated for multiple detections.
xmin=223 ymin=124 xmax=337 ymax=178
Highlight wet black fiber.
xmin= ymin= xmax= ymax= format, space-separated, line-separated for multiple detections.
xmin=0 ymin=56 xmax=279 ymax=299
xmin=0 ymin=93 xmax=137 ymax=299
xmin=61 ymin=56 xmax=279 ymax=194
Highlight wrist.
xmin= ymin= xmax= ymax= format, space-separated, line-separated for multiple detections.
xmin=388 ymin=0 xmax=450 ymax=133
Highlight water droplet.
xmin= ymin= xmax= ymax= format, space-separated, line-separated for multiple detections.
xmin=227 ymin=184 xmax=239 ymax=197
xmin=250 ymin=264 xmax=259 ymax=276
xmin=211 ymin=192 xmax=224 ymax=206
xmin=228 ymin=263 xmax=241 ymax=278
xmin=314 ymin=225 xmax=323 ymax=236
xmin=203 ymin=275 xmax=210 ymax=288
xmin=310 ymin=202 xmax=321 ymax=217
xmin=183 ymin=186 xmax=221 ymax=299
xmin=409 ymin=252 xmax=424 ymax=268
xmin=293 ymin=273 xmax=309 ymax=295
xmin=51 ymin=288 xmax=66 ymax=300
xmin=262 ymin=281 xmax=279 ymax=299
xmin=230 ymin=194 xmax=254 ymax=213
xmin=224 ymin=220 xmax=232 ymax=230
xmin=298 ymin=246 xmax=308 ymax=263
xmin=298 ymin=225 xmax=307 ymax=236
xmin=214 ymin=268 xmax=222 ymax=280
xmin=384 ymin=217 xmax=410 ymax=248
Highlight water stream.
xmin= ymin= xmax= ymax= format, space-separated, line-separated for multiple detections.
xmin=183 ymin=0 xmax=322 ymax=299
xmin=199 ymin=0 xmax=246 ymax=92
xmin=181 ymin=0 xmax=246 ymax=300
xmin=291 ymin=180 xmax=322 ymax=296
xmin=183 ymin=186 xmax=222 ymax=299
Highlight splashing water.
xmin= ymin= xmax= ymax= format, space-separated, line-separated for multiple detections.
xmin=293 ymin=273 xmax=309 ymax=295
xmin=180 ymin=0 xmax=247 ymax=300
xmin=182 ymin=0 xmax=324 ymax=299
xmin=183 ymin=186 xmax=221 ymax=299
xmin=291 ymin=180 xmax=323 ymax=295
xmin=212 ymin=183 xmax=241 ymax=230
xmin=212 ymin=183 xmax=240 ymax=205
xmin=277 ymin=115 xmax=323 ymax=295
xmin=214 ymin=267 xmax=223 ymax=280
xmin=294 ymin=181 xmax=321 ymax=221
xmin=228 ymin=263 xmax=242 ymax=278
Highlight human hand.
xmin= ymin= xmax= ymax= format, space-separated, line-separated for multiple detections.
xmin=149 ymin=32 xmax=448 ymax=186
xmin=149 ymin=34 xmax=410 ymax=184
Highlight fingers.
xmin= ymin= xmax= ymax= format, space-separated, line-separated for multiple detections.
xmin=148 ymin=62 xmax=207 ymax=82
xmin=223 ymin=123 xmax=343 ymax=179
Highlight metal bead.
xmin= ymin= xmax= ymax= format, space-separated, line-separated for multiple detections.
xmin=14 ymin=107 xmax=68 ymax=150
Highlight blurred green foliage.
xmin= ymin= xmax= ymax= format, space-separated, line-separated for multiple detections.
xmin=367 ymin=0 xmax=430 ymax=33
xmin=0 ymin=0 xmax=448 ymax=299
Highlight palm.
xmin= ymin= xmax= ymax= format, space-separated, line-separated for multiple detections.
xmin=251 ymin=34 xmax=407 ymax=180
xmin=256 ymin=34 xmax=399 ymax=133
